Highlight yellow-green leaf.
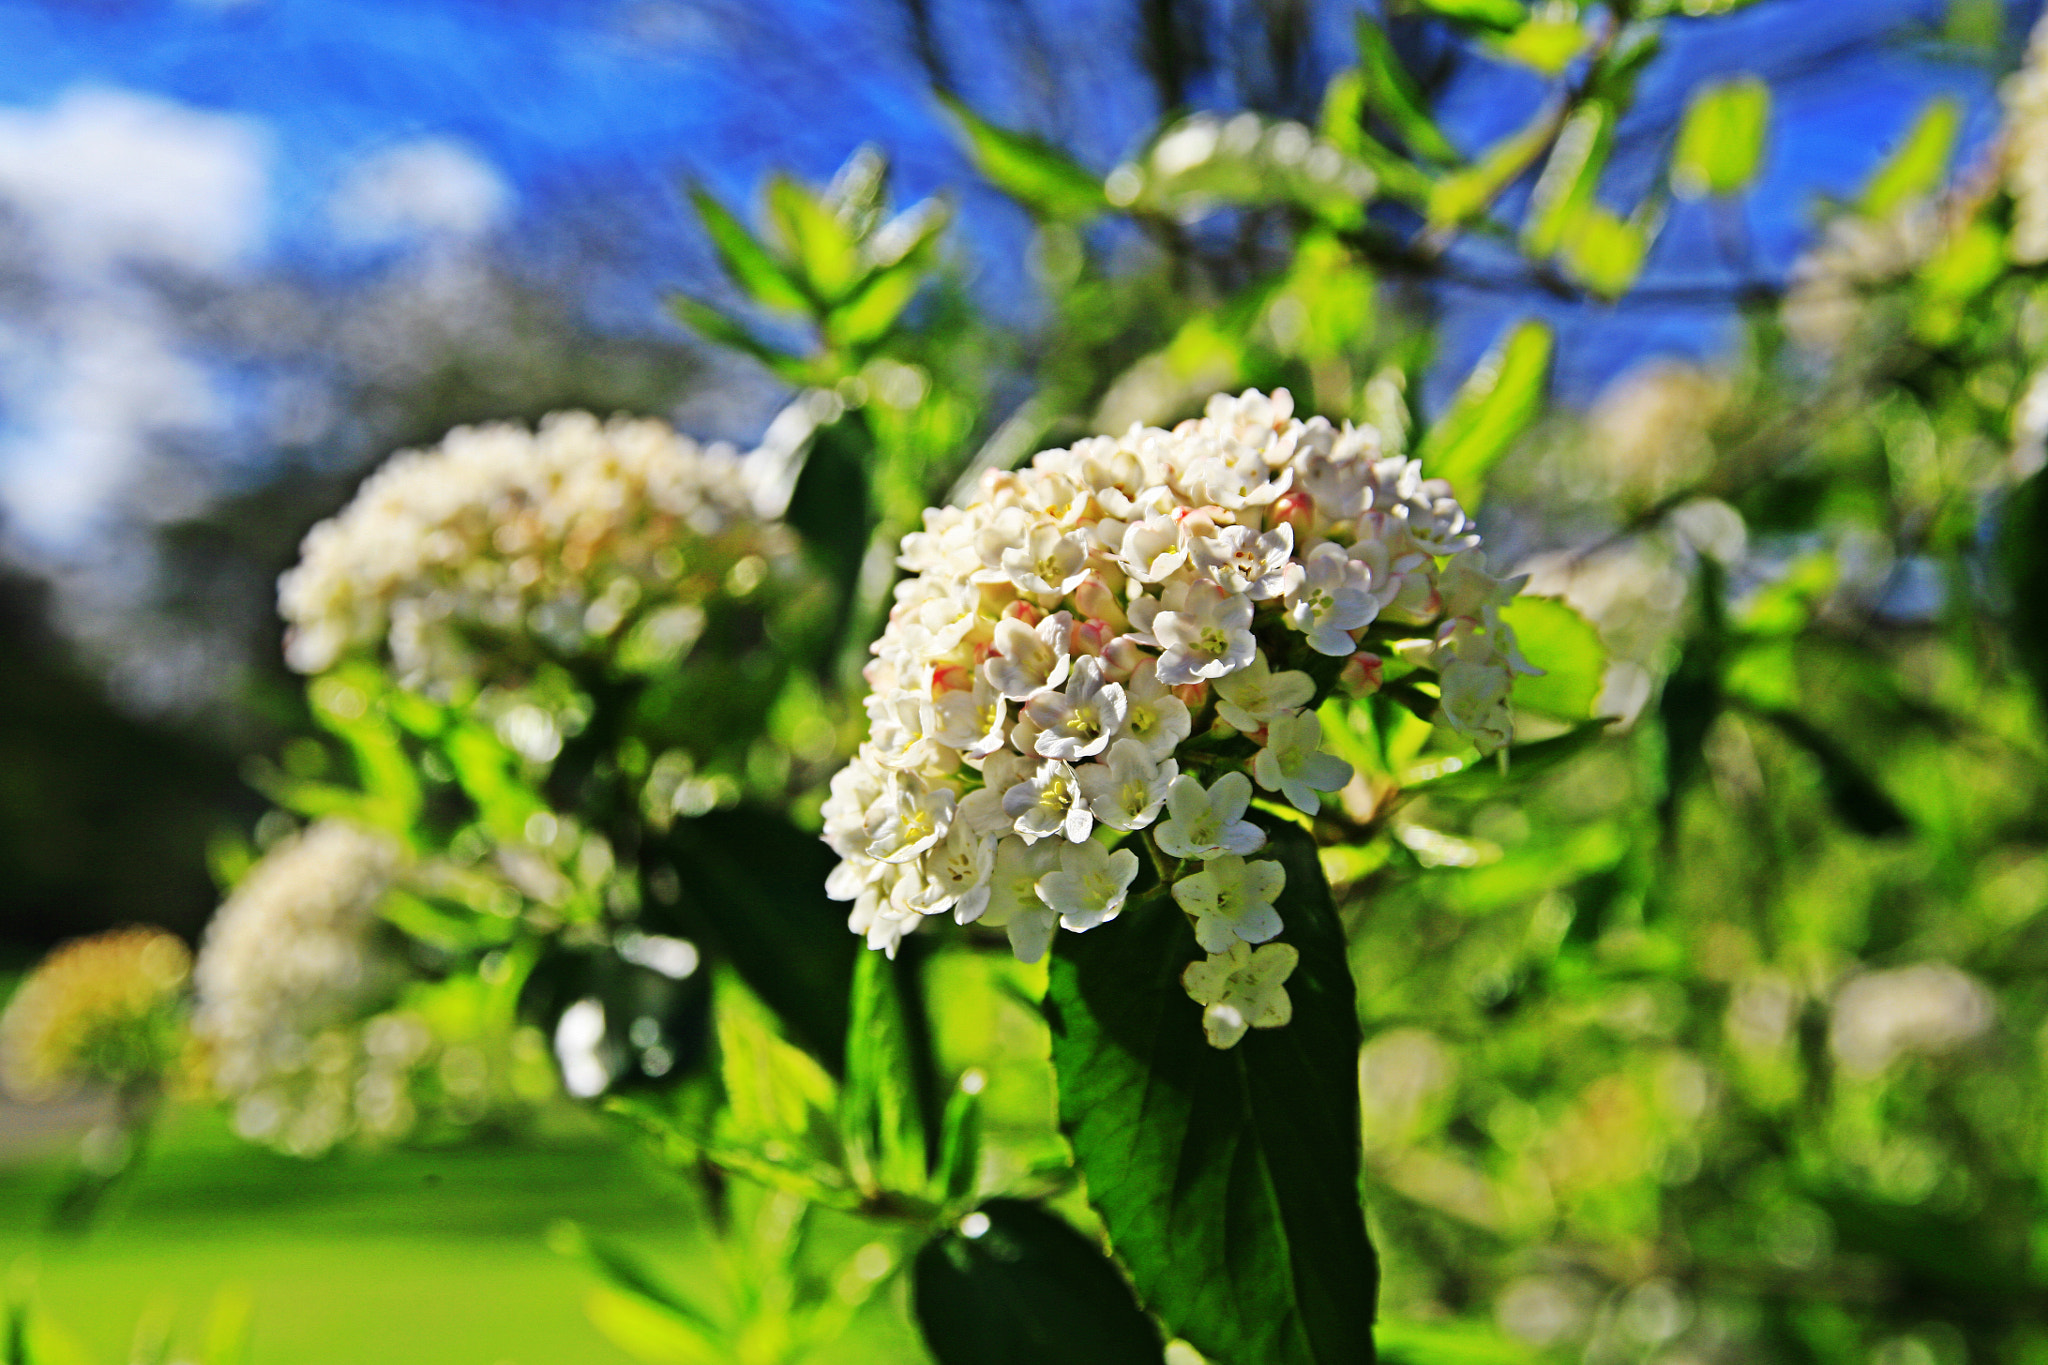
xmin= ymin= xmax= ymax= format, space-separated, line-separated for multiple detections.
xmin=1488 ymin=18 xmax=1589 ymax=76
xmin=766 ymin=174 xmax=864 ymax=303
xmin=1522 ymin=99 xmax=1613 ymax=257
xmin=688 ymin=183 xmax=813 ymax=315
xmin=937 ymin=91 xmax=1107 ymax=222
xmin=1412 ymin=0 xmax=1530 ymax=32
xmin=1356 ymin=18 xmax=1461 ymax=165
xmin=1416 ymin=318 xmax=1553 ymax=507
xmin=1671 ymin=75 xmax=1770 ymax=199
xmin=1860 ymin=96 xmax=1962 ymax=219
xmin=1558 ymin=201 xmax=1652 ymax=298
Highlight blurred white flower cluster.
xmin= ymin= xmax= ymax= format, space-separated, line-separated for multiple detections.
xmin=278 ymin=411 xmax=795 ymax=691
xmin=191 ymin=818 xmax=421 ymax=1154
xmin=822 ymin=388 xmax=1530 ymax=1047
xmin=2006 ymin=12 xmax=2048 ymax=266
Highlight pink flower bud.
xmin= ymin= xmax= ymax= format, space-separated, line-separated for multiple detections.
xmin=1002 ymin=599 xmax=1043 ymax=626
xmin=1073 ymin=576 xmax=1128 ymax=631
xmin=1271 ymin=489 xmax=1315 ymax=537
xmin=1102 ymin=636 xmax=1146 ymax=678
xmin=932 ymin=664 xmax=972 ymax=694
xmin=1339 ymin=652 xmax=1383 ymax=697
xmin=1173 ymin=681 xmax=1210 ymax=710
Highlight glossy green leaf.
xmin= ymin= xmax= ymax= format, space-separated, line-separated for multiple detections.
xmin=1416 ymin=319 xmax=1552 ymax=508
xmin=1522 ymin=100 xmax=1613 ymax=258
xmin=843 ymin=947 xmax=930 ymax=1197
xmin=913 ymin=1200 xmax=1165 ymax=1365
xmin=1859 ymin=97 xmax=1961 ymax=219
xmin=1379 ymin=1318 xmax=1546 ymax=1364
xmin=1671 ymin=75 xmax=1770 ymax=199
xmin=1411 ymin=0 xmax=1529 ymax=32
xmin=1355 ymin=19 xmax=1461 ymax=165
xmin=1499 ymin=596 xmax=1605 ymax=719
xmin=687 ymin=183 xmax=814 ymax=315
xmin=1045 ymin=818 xmax=1375 ymax=1365
xmin=935 ymin=1072 xmax=985 ymax=1204
xmin=714 ymin=973 xmax=839 ymax=1153
xmin=937 ymin=91 xmax=1107 ymax=222
xmin=766 ymin=173 xmax=864 ymax=303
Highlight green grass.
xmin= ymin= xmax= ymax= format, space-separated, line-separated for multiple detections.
xmin=0 ymin=1105 xmax=922 ymax=1365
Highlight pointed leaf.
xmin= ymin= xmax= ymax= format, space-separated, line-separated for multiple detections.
xmin=1416 ymin=319 xmax=1552 ymax=508
xmin=842 ymin=947 xmax=930 ymax=1197
xmin=688 ymin=183 xmax=814 ymax=315
xmin=937 ymin=92 xmax=1107 ymax=222
xmin=1671 ymin=75 xmax=1770 ymax=199
xmin=767 ymin=173 xmax=866 ymax=304
xmin=1860 ymin=97 xmax=1962 ymax=219
xmin=1045 ymin=818 xmax=1376 ymax=1365
xmin=1488 ymin=18 xmax=1589 ymax=76
xmin=1412 ymin=0 xmax=1529 ymax=32
xmin=666 ymin=295 xmax=815 ymax=385
xmin=1522 ymin=100 xmax=1612 ymax=258
xmin=914 ymin=1200 xmax=1165 ymax=1365
xmin=1427 ymin=108 xmax=1557 ymax=229
xmin=828 ymin=253 xmax=928 ymax=351
xmin=1355 ymin=19 xmax=1461 ymax=165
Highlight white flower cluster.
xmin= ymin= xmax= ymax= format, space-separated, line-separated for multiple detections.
xmin=279 ymin=411 xmax=789 ymax=691
xmin=2007 ymin=13 xmax=2048 ymax=266
xmin=822 ymin=388 xmax=1529 ymax=1047
xmin=192 ymin=819 xmax=419 ymax=1154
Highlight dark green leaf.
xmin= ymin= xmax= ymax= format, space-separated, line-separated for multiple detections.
xmin=1410 ymin=719 xmax=1615 ymax=798
xmin=936 ymin=1072 xmax=984 ymax=1204
xmin=1748 ymin=707 xmax=1911 ymax=838
xmin=652 ymin=806 xmax=857 ymax=1069
xmin=913 ymin=1200 xmax=1165 ymax=1365
xmin=1671 ymin=75 xmax=1770 ymax=199
xmin=1415 ymin=319 xmax=1552 ymax=508
xmin=1046 ymin=818 xmax=1376 ymax=1365
xmin=2005 ymin=467 xmax=2048 ymax=721
xmin=1659 ymin=560 xmax=1725 ymax=830
xmin=1355 ymin=19 xmax=1460 ymax=165
xmin=687 ymin=183 xmax=815 ymax=315
xmin=937 ymin=92 xmax=1107 ymax=222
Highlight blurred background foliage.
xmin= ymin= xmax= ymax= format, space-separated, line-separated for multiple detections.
xmin=3 ymin=0 xmax=2048 ymax=1363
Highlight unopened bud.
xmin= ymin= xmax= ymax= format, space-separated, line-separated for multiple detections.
xmin=1339 ymin=652 xmax=1384 ymax=697
xmin=1271 ymin=489 xmax=1315 ymax=538
xmin=1074 ymin=576 xmax=1128 ymax=631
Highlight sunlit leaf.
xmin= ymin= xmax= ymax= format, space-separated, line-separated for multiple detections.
xmin=553 ymin=1221 xmax=722 ymax=1339
xmin=766 ymin=173 xmax=864 ymax=303
xmin=937 ymin=91 xmax=1107 ymax=222
xmin=714 ymin=973 xmax=839 ymax=1151
xmin=842 ymin=947 xmax=931 ymax=1198
xmin=687 ymin=183 xmax=814 ymax=315
xmin=1046 ymin=818 xmax=1376 ymax=1365
xmin=1355 ymin=18 xmax=1461 ymax=165
xmin=1409 ymin=719 xmax=1615 ymax=798
xmin=1427 ymin=107 xmax=1557 ymax=229
xmin=583 ymin=1286 xmax=725 ymax=1365
xmin=827 ymin=253 xmax=928 ymax=351
xmin=934 ymin=1072 xmax=984 ymax=1204
xmin=665 ymin=295 xmax=815 ymax=385
xmin=1671 ymin=75 xmax=1770 ymax=199
xmin=1522 ymin=100 xmax=1613 ymax=258
xmin=913 ymin=1200 xmax=1165 ymax=1365
xmin=1859 ymin=96 xmax=1962 ymax=219
xmin=1416 ymin=318 xmax=1553 ymax=508
xmin=1487 ymin=18 xmax=1589 ymax=75
xmin=1558 ymin=201 xmax=1653 ymax=298
xmin=1499 ymin=596 xmax=1605 ymax=719
xmin=1411 ymin=0 xmax=1529 ymax=32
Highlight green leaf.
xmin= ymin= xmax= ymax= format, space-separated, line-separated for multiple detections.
xmin=687 ymin=183 xmax=814 ymax=315
xmin=935 ymin=1072 xmax=985 ymax=1205
xmin=714 ymin=973 xmax=840 ymax=1153
xmin=766 ymin=173 xmax=865 ymax=303
xmin=1355 ymin=19 xmax=1461 ymax=165
xmin=1045 ymin=818 xmax=1375 ymax=1365
xmin=552 ymin=1221 xmax=723 ymax=1339
xmin=1748 ymin=707 xmax=1911 ymax=838
xmin=1427 ymin=108 xmax=1557 ymax=230
xmin=1558 ymin=201 xmax=1653 ymax=299
xmin=1487 ymin=18 xmax=1589 ymax=75
xmin=913 ymin=1200 xmax=1166 ymax=1365
xmin=1379 ymin=1318 xmax=1547 ymax=1364
xmin=842 ymin=947 xmax=931 ymax=1198
xmin=2005 ymin=467 xmax=2048 ymax=721
xmin=1415 ymin=319 xmax=1552 ymax=508
xmin=1859 ymin=97 xmax=1961 ymax=219
xmin=1522 ymin=100 xmax=1612 ymax=259
xmin=1406 ymin=718 xmax=1615 ymax=798
xmin=665 ymin=295 xmax=815 ymax=385
xmin=1499 ymin=596 xmax=1606 ymax=719
xmin=937 ymin=91 xmax=1107 ymax=222
xmin=1586 ymin=26 xmax=1661 ymax=107
xmin=1671 ymin=75 xmax=1770 ymax=199
xmin=652 ymin=806 xmax=858 ymax=1070
xmin=583 ymin=1287 xmax=725 ymax=1365
xmin=827 ymin=253 xmax=927 ymax=351
xmin=1411 ymin=0 xmax=1529 ymax=32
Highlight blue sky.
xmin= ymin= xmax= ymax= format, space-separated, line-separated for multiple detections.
xmin=0 ymin=0 xmax=2029 ymax=557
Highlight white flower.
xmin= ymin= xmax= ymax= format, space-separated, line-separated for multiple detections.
xmin=983 ymin=611 xmax=1074 ymax=701
xmin=1181 ymin=941 xmax=1299 ymax=1049
xmin=1001 ymin=523 xmax=1093 ymax=597
xmin=1251 ymin=711 xmax=1352 ymax=815
xmin=1077 ymin=739 xmax=1178 ymax=830
xmin=1154 ymin=772 xmax=1266 ymax=860
xmin=1035 ymin=839 xmax=1142 ymax=932
xmin=1191 ymin=522 xmax=1294 ymax=600
xmin=1172 ymin=854 xmax=1286 ymax=952
xmin=1116 ymin=658 xmax=1193 ymax=759
xmin=1212 ymin=649 xmax=1315 ymax=733
xmin=1023 ymin=655 xmax=1130 ymax=760
xmin=1282 ymin=542 xmax=1382 ymax=656
xmin=1153 ymin=581 xmax=1256 ymax=684
xmin=903 ymin=823 xmax=998 ymax=924
xmin=863 ymin=773 xmax=957 ymax=864
xmin=1002 ymin=758 xmax=1094 ymax=844
xmin=979 ymin=836 xmax=1062 ymax=962
xmin=1118 ymin=515 xmax=1188 ymax=582
xmin=927 ymin=675 xmax=1009 ymax=758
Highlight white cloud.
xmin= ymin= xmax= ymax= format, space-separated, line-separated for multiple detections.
xmin=0 ymin=86 xmax=269 ymax=276
xmin=330 ymin=138 xmax=510 ymax=245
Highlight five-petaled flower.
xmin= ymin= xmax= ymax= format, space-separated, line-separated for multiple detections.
xmin=1182 ymin=941 xmax=1300 ymax=1049
xmin=1153 ymin=773 xmax=1267 ymax=861
xmin=1251 ymin=711 xmax=1353 ymax=815
xmin=1172 ymin=853 xmax=1286 ymax=952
